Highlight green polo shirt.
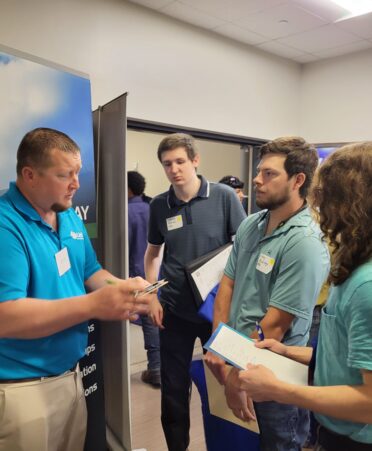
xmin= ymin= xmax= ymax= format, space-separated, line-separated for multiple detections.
xmin=315 ymin=260 xmax=372 ymax=443
xmin=226 ymin=207 xmax=330 ymax=345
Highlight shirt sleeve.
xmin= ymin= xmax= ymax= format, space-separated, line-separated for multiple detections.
xmin=147 ymin=200 xmax=164 ymax=246
xmin=0 ymin=226 xmax=29 ymax=302
xmin=343 ymin=281 xmax=372 ymax=371
xmin=269 ymin=234 xmax=330 ymax=320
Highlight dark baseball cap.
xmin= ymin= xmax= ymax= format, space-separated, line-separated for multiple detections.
xmin=218 ymin=175 xmax=244 ymax=189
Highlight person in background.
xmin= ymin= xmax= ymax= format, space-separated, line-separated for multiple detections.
xmin=128 ymin=170 xmax=161 ymax=387
xmin=0 ymin=128 xmax=151 ymax=451
xmin=144 ymin=133 xmax=246 ymax=451
xmin=206 ymin=136 xmax=330 ymax=451
xmin=219 ymin=175 xmax=245 ymax=203
xmin=233 ymin=141 xmax=372 ymax=451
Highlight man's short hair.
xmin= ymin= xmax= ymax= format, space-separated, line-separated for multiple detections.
xmin=157 ymin=133 xmax=198 ymax=162
xmin=16 ymin=127 xmax=80 ymax=176
xmin=219 ymin=175 xmax=244 ymax=189
xmin=127 ymin=171 xmax=146 ymax=196
xmin=259 ymin=136 xmax=318 ymax=198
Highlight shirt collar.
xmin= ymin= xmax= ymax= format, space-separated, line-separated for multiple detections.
xmin=7 ymin=182 xmax=42 ymax=221
xmin=167 ymin=175 xmax=209 ymax=208
xmin=6 ymin=181 xmax=65 ymax=229
xmin=128 ymin=195 xmax=143 ymax=204
xmin=258 ymin=205 xmax=311 ymax=238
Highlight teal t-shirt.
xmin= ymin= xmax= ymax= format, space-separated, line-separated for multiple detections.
xmin=315 ymin=260 xmax=372 ymax=444
xmin=226 ymin=208 xmax=330 ymax=345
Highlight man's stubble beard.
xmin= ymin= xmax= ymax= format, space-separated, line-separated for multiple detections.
xmin=255 ymin=187 xmax=290 ymax=211
xmin=51 ymin=202 xmax=70 ymax=213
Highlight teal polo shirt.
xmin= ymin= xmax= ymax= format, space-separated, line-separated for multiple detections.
xmin=315 ymin=260 xmax=372 ymax=443
xmin=0 ymin=182 xmax=101 ymax=379
xmin=226 ymin=207 xmax=330 ymax=345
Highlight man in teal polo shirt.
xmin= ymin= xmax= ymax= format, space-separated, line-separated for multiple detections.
xmin=232 ymin=142 xmax=372 ymax=450
xmin=0 ymin=128 xmax=151 ymax=451
xmin=206 ymin=136 xmax=330 ymax=451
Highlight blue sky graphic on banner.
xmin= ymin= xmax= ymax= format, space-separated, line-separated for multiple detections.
xmin=0 ymin=51 xmax=96 ymax=236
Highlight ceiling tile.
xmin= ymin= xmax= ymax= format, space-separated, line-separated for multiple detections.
xmin=235 ymin=3 xmax=328 ymax=39
xmin=335 ymin=11 xmax=372 ymax=39
xmin=292 ymin=0 xmax=348 ymax=22
xmin=213 ymin=23 xmax=268 ymax=45
xmin=313 ymin=40 xmax=372 ymax=58
xmin=292 ymin=53 xmax=319 ymax=63
xmin=160 ymin=1 xmax=226 ymax=29
xmin=179 ymin=0 xmax=285 ymax=22
xmin=129 ymin=0 xmax=175 ymax=10
xmin=278 ymin=24 xmax=361 ymax=52
xmin=257 ymin=40 xmax=305 ymax=59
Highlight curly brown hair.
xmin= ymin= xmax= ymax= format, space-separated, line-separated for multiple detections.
xmin=310 ymin=142 xmax=372 ymax=285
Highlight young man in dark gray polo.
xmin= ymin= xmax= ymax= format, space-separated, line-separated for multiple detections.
xmin=144 ymin=133 xmax=246 ymax=451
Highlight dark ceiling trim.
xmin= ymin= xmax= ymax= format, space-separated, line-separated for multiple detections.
xmin=127 ymin=117 xmax=267 ymax=146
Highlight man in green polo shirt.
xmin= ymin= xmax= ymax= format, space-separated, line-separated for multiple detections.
xmin=205 ymin=136 xmax=330 ymax=451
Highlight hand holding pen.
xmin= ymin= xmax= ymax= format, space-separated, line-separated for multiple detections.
xmin=104 ymin=278 xmax=168 ymax=321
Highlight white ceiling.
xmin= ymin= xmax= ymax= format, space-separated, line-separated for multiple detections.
xmin=128 ymin=0 xmax=372 ymax=63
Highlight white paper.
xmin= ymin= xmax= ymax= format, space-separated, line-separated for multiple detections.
xmin=55 ymin=247 xmax=71 ymax=277
xmin=190 ymin=245 xmax=232 ymax=301
xmin=207 ymin=324 xmax=308 ymax=386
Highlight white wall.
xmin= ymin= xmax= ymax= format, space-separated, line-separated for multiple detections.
xmin=300 ymin=48 xmax=372 ymax=143
xmin=0 ymin=0 xmax=301 ymax=140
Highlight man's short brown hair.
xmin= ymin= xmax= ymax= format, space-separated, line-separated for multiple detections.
xmin=157 ymin=133 xmax=198 ymax=162
xmin=17 ymin=127 xmax=80 ymax=176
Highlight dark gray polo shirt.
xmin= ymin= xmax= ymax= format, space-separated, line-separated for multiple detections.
xmin=148 ymin=175 xmax=246 ymax=323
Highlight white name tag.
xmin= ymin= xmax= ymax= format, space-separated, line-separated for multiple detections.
xmin=55 ymin=247 xmax=71 ymax=276
xmin=256 ymin=253 xmax=275 ymax=274
xmin=166 ymin=215 xmax=183 ymax=231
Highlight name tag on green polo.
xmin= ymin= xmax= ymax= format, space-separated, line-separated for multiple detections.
xmin=256 ymin=253 xmax=275 ymax=274
xmin=166 ymin=215 xmax=183 ymax=231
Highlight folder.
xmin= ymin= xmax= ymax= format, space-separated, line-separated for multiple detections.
xmin=184 ymin=242 xmax=232 ymax=308
xmin=203 ymin=360 xmax=260 ymax=434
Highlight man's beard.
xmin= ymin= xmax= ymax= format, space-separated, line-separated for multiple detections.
xmin=51 ymin=202 xmax=69 ymax=213
xmin=255 ymin=187 xmax=290 ymax=211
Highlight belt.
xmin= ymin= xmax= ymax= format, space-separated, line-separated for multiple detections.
xmin=318 ymin=425 xmax=372 ymax=451
xmin=0 ymin=366 xmax=76 ymax=384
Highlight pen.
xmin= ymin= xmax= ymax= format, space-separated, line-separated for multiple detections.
xmin=105 ymin=278 xmax=168 ymax=296
xmin=255 ymin=321 xmax=265 ymax=341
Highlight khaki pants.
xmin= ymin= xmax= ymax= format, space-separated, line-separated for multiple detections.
xmin=0 ymin=366 xmax=87 ymax=451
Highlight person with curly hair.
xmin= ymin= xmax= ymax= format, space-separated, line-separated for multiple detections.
xmin=233 ymin=142 xmax=372 ymax=451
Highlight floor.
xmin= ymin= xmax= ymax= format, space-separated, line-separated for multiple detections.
xmin=130 ymin=372 xmax=207 ymax=451
xmin=130 ymin=323 xmax=206 ymax=451
xmin=129 ymin=324 xmax=312 ymax=451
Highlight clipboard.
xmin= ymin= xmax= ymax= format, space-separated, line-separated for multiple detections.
xmin=204 ymin=323 xmax=309 ymax=386
xmin=184 ymin=243 xmax=232 ymax=308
